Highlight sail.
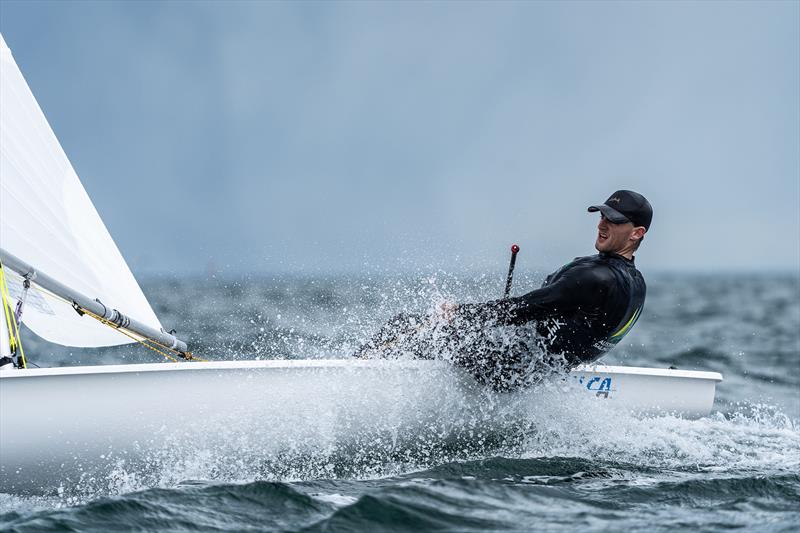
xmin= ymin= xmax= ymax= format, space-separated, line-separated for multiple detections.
xmin=0 ymin=33 xmax=163 ymax=347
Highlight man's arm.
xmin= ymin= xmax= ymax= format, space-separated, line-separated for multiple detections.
xmin=454 ymin=264 xmax=610 ymax=326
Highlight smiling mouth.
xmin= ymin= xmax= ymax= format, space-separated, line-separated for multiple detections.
xmin=598 ymin=232 xmax=608 ymax=241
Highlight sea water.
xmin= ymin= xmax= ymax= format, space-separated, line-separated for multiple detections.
xmin=1 ymin=272 xmax=798 ymax=531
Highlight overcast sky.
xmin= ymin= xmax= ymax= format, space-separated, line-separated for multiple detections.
xmin=1 ymin=0 xmax=798 ymax=276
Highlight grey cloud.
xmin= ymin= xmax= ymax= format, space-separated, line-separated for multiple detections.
xmin=1 ymin=0 xmax=797 ymax=275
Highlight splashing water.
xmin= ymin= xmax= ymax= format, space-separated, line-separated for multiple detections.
xmin=2 ymin=272 xmax=798 ymax=531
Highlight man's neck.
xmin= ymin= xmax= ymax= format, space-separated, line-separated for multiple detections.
xmin=604 ymin=248 xmax=634 ymax=261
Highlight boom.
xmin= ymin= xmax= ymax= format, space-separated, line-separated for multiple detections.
xmin=0 ymin=247 xmax=188 ymax=354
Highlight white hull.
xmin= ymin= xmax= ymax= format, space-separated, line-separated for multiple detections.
xmin=0 ymin=360 xmax=721 ymax=494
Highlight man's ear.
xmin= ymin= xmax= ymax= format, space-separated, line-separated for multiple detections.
xmin=631 ymin=227 xmax=646 ymax=242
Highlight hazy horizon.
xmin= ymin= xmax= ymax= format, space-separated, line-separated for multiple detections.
xmin=1 ymin=0 xmax=798 ymax=276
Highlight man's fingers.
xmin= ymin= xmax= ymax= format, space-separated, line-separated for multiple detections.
xmin=438 ymin=302 xmax=457 ymax=322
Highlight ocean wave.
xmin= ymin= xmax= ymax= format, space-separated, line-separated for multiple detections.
xmin=3 ymin=274 xmax=798 ymax=530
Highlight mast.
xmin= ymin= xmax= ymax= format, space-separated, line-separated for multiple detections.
xmin=0 ymin=248 xmax=188 ymax=354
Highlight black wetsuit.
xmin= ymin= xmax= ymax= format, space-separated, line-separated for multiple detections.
xmin=355 ymin=252 xmax=646 ymax=389
xmin=458 ymin=252 xmax=646 ymax=366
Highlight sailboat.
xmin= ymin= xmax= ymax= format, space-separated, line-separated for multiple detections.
xmin=0 ymin=34 xmax=722 ymax=495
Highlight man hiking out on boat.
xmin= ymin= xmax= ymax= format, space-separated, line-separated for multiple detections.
xmin=355 ymin=190 xmax=652 ymax=390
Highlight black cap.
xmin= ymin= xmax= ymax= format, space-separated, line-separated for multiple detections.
xmin=588 ymin=190 xmax=653 ymax=230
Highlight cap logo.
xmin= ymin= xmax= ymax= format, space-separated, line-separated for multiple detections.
xmin=609 ymin=197 xmax=621 ymax=203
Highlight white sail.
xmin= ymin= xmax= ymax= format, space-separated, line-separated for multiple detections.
xmin=0 ymin=33 xmax=162 ymax=347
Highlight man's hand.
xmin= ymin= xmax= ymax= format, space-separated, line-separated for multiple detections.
xmin=437 ymin=302 xmax=458 ymax=323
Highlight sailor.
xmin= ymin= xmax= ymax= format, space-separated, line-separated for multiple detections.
xmin=355 ymin=190 xmax=652 ymax=390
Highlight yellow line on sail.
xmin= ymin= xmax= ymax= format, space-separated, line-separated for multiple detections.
xmin=0 ymin=263 xmax=26 ymax=368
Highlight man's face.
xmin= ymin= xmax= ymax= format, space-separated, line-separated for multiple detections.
xmin=595 ymin=214 xmax=639 ymax=253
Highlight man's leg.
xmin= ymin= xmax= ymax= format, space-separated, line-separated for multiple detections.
xmin=352 ymin=312 xmax=429 ymax=359
xmin=449 ymin=328 xmax=569 ymax=391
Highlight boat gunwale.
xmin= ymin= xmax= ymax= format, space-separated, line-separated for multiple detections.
xmin=0 ymin=359 xmax=723 ymax=382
